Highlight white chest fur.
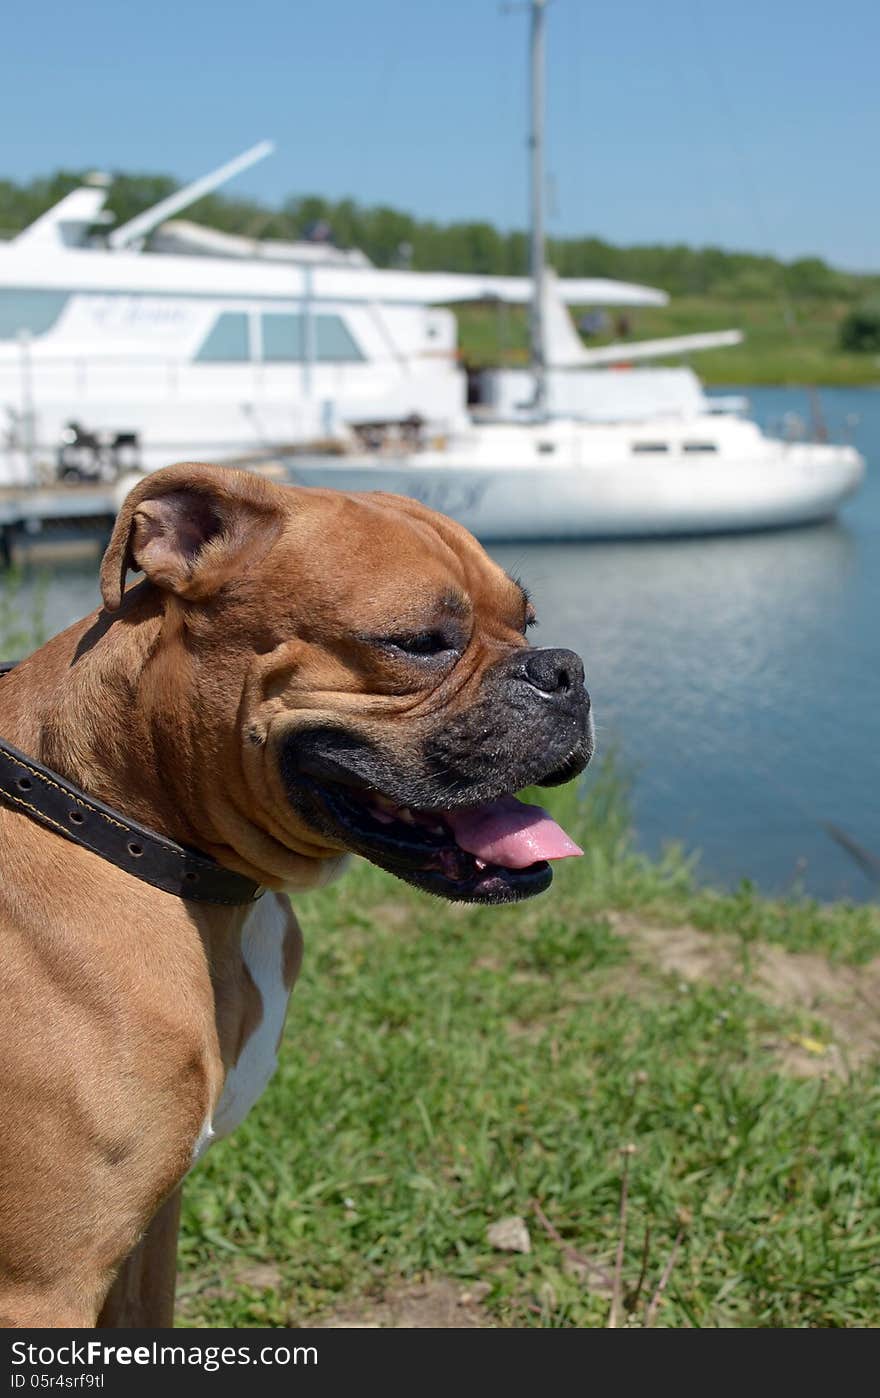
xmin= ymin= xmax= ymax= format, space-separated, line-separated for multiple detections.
xmin=191 ymin=892 xmax=293 ymax=1166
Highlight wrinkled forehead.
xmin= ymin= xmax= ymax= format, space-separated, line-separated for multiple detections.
xmin=274 ymin=490 xmax=523 ymax=628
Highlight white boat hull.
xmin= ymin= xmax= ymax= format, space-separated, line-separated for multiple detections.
xmin=285 ymin=419 xmax=866 ymax=540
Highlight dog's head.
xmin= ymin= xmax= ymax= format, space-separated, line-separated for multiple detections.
xmin=101 ymin=463 xmax=593 ymax=902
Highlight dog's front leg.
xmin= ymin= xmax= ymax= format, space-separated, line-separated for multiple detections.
xmin=95 ymin=1187 xmax=183 ymax=1329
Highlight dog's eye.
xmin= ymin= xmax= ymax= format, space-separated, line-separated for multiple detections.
xmin=385 ymin=631 xmax=454 ymax=658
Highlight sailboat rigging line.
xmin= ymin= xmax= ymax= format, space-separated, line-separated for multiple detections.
xmin=528 ymin=0 xmax=549 ymax=415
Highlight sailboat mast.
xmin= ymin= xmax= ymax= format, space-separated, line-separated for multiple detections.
xmin=528 ymin=0 xmax=548 ymax=415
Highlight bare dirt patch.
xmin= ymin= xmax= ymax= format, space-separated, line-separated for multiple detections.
xmin=311 ymin=1277 xmax=494 ymax=1328
xmin=608 ymin=913 xmax=880 ymax=1075
xmin=175 ymin=1261 xmax=285 ymax=1318
xmin=177 ymin=1268 xmax=494 ymax=1329
xmin=368 ymin=901 xmax=415 ymax=932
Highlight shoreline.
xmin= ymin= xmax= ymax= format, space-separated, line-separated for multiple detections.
xmin=454 ymin=297 xmax=880 ymax=389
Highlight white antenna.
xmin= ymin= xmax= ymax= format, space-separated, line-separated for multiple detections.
xmin=107 ymin=140 xmax=275 ymax=250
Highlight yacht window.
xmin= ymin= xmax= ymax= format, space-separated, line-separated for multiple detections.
xmin=261 ymin=313 xmax=364 ymax=362
xmin=194 ymin=312 xmax=250 ymax=362
xmin=262 ymin=313 xmax=304 ymax=362
xmin=631 ymin=442 xmax=670 ymax=454
xmin=537 ymin=442 xmax=556 ymax=454
xmin=316 ymin=315 xmax=364 ymax=362
xmin=682 ymin=442 xmax=718 ymax=453
xmin=0 ymin=289 xmax=69 ymax=339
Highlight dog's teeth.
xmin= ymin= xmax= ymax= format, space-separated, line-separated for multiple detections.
xmin=372 ymin=794 xmax=398 ymax=813
xmin=397 ymin=807 xmax=416 ymax=825
xmin=475 ymin=858 xmax=487 ymax=870
xmin=370 ymin=806 xmax=395 ymax=825
xmin=428 ymin=822 xmax=446 ymax=835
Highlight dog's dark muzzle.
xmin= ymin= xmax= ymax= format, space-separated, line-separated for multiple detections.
xmin=280 ymin=644 xmax=592 ymax=904
xmin=419 ymin=645 xmax=592 ymax=802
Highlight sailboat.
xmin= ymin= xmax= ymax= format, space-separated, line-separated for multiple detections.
xmin=286 ymin=0 xmax=865 ymax=539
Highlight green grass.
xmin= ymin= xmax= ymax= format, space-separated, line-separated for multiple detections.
xmin=0 ymin=567 xmax=47 ymax=657
xmin=453 ymin=295 xmax=880 ymax=386
xmin=178 ymin=761 xmax=880 ymax=1329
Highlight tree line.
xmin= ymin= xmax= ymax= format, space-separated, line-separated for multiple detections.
xmin=1 ymin=168 xmax=876 ymax=305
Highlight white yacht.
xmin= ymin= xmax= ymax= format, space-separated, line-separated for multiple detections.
xmin=0 ymin=141 xmax=665 ymax=487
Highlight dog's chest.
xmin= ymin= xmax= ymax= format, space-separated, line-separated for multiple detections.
xmin=191 ymin=894 xmax=293 ymax=1165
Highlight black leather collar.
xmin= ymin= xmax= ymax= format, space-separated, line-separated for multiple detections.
xmin=0 ymin=662 xmax=262 ymax=906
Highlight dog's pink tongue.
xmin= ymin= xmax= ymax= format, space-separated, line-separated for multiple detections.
xmin=443 ymin=795 xmax=583 ymax=870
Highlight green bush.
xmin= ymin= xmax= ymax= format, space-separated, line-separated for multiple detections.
xmin=839 ymin=302 xmax=880 ymax=352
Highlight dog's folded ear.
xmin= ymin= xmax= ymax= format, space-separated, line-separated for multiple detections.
xmin=100 ymin=462 xmax=285 ymax=611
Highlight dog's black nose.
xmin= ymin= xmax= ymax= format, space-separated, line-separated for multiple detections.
xmin=519 ymin=647 xmax=586 ymax=700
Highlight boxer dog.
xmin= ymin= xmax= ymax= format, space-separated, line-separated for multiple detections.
xmin=0 ymin=463 xmax=591 ymax=1328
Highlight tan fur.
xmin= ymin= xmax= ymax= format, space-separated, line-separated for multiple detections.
xmin=0 ymin=464 xmax=530 ymax=1328
xmin=95 ymin=1190 xmax=182 ymax=1329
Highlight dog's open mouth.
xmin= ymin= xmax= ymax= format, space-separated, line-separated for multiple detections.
xmin=303 ymin=780 xmax=583 ymax=903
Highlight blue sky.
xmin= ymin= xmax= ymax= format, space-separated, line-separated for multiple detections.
xmin=4 ymin=0 xmax=877 ymax=268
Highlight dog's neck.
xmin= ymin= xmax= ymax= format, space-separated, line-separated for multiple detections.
xmin=0 ymin=586 xmax=345 ymax=891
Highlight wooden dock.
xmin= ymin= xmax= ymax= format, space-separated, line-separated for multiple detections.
xmin=0 ymin=484 xmax=118 ymax=565
xmin=0 ymin=462 xmax=292 ymax=566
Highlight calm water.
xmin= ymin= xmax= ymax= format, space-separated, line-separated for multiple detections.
xmin=7 ymin=386 xmax=879 ymax=901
